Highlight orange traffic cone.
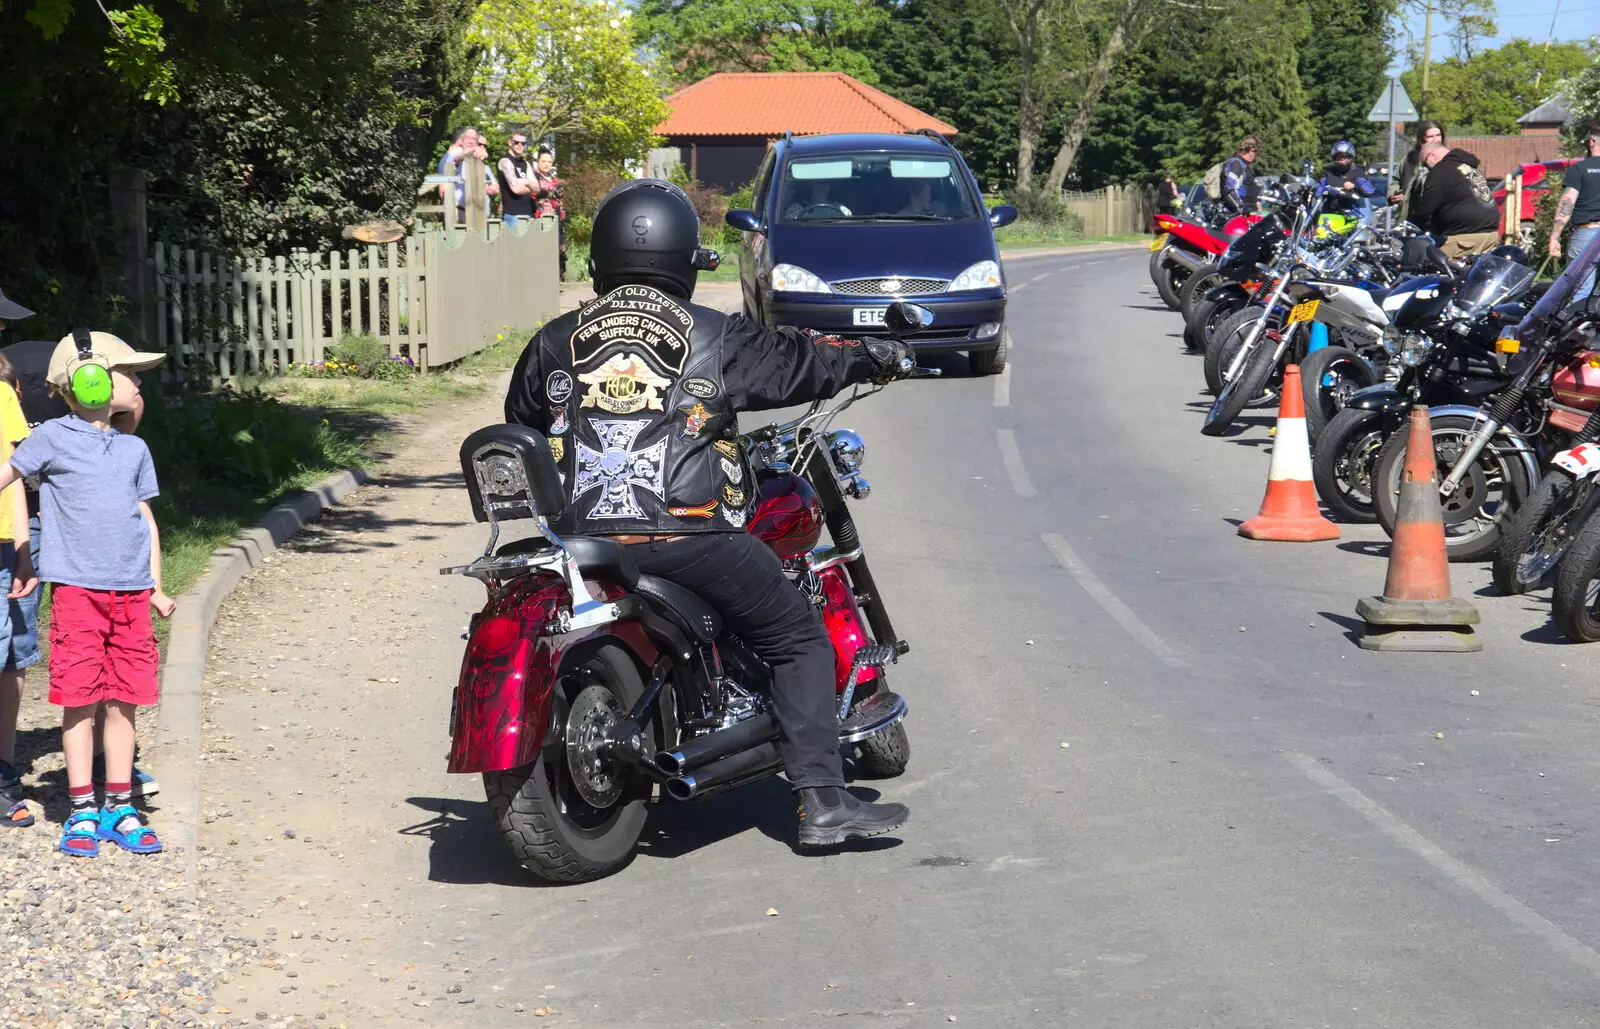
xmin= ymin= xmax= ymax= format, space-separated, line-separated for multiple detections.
xmin=1238 ymin=365 xmax=1340 ymax=542
xmin=1355 ymin=406 xmax=1481 ymax=652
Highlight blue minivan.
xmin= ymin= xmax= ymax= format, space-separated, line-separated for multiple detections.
xmin=724 ymin=131 xmax=1018 ymax=375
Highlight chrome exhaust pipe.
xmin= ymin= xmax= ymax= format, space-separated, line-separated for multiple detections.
xmin=1163 ymin=247 xmax=1208 ymax=274
xmin=655 ymin=713 xmax=778 ymax=776
xmin=666 ymin=741 xmax=784 ymax=801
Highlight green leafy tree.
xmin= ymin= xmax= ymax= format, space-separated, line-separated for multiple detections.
xmin=1299 ymin=0 xmax=1400 ymax=157
xmin=636 ymin=0 xmax=890 ymax=86
xmin=1400 ymin=38 xmax=1593 ymax=134
xmin=467 ymin=0 xmax=668 ymax=167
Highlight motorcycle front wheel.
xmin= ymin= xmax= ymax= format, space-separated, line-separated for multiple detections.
xmin=1204 ymin=306 xmax=1265 ymax=395
xmin=1202 ymin=334 xmax=1278 ymax=436
xmin=1186 ymin=289 xmax=1245 ymax=354
xmin=1311 ymin=406 xmax=1386 ymax=524
xmin=1372 ymin=415 xmax=1531 ymax=563
xmin=1299 ymin=346 xmax=1379 ymax=446
xmin=1552 ymin=506 xmax=1600 ymax=642
xmin=1494 ymin=470 xmax=1593 ymax=595
xmin=482 ymin=644 xmax=652 ymax=884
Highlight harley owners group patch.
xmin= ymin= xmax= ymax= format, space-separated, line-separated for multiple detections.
xmin=578 ymin=353 xmax=672 ymax=414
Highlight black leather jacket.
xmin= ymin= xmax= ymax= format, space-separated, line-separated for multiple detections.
xmin=506 ymin=284 xmax=879 ymax=537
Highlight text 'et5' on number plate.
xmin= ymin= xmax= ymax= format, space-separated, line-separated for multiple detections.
xmin=1287 ymin=299 xmax=1320 ymax=324
xmin=1148 ymin=233 xmax=1168 ymax=252
xmin=853 ymin=308 xmax=887 ymax=327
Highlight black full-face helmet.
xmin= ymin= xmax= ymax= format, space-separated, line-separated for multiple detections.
xmin=588 ymin=179 xmax=719 ymax=300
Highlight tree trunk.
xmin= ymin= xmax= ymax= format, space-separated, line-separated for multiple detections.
xmin=1016 ymin=83 xmax=1041 ymax=192
xmin=1041 ymin=0 xmax=1151 ymax=194
xmin=1002 ymin=0 xmax=1045 ymax=192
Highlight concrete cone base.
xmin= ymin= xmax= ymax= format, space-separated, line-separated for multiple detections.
xmin=1356 ymin=595 xmax=1481 ymax=626
xmin=1356 ymin=625 xmax=1483 ymax=652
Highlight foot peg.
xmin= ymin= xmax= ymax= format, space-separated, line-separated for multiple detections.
xmin=838 ymin=644 xmax=899 ymax=719
xmin=838 ymin=691 xmax=907 ymax=744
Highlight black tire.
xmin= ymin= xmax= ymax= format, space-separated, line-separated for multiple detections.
xmin=1202 ymin=334 xmax=1277 ymax=436
xmin=1553 ymin=507 xmax=1600 ymax=642
xmin=1205 ymin=306 xmax=1265 ymax=395
xmin=1312 ymin=407 xmax=1387 ymax=524
xmin=1179 ymin=269 xmax=1226 ymax=321
xmin=968 ymin=328 xmax=1009 ymax=376
xmin=1493 ymin=470 xmax=1591 ymax=595
xmin=1371 ymin=414 xmax=1531 ymax=563
xmin=1147 ymin=247 xmax=1167 ymax=292
xmin=1185 ymin=289 xmax=1244 ymax=354
xmin=1154 ymin=255 xmax=1193 ymax=310
xmin=1299 ymin=346 xmax=1380 ymax=446
xmin=482 ymin=644 xmax=651 ymax=884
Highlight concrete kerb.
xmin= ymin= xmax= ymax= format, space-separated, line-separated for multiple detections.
xmin=154 ymin=467 xmax=370 ymax=892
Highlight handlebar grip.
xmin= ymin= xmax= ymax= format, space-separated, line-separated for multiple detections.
xmin=910 ymin=366 xmax=941 ymax=378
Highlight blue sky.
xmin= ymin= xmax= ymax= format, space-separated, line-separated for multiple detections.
xmin=1392 ymin=0 xmax=1599 ymax=74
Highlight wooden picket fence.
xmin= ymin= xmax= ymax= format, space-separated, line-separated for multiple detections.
xmin=1061 ymin=184 xmax=1158 ymax=237
xmin=148 ymin=218 xmax=561 ymax=376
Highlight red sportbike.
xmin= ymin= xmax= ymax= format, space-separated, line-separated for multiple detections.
xmin=1149 ymin=210 xmax=1262 ymax=311
xmin=442 ymin=304 xmax=932 ymax=883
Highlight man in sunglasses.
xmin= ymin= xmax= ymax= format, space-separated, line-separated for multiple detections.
xmin=496 ymin=135 xmax=537 ymax=230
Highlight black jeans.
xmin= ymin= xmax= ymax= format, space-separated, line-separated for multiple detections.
xmin=628 ymin=533 xmax=844 ymax=790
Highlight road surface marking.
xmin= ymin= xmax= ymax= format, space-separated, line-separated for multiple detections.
xmin=1081 ymin=259 xmax=1105 ymax=267
xmin=1286 ymin=752 xmax=1600 ymax=982
xmin=1042 ymin=533 xmax=1185 ymax=668
xmin=993 ymin=363 xmax=1011 ymax=407
xmin=997 ymin=429 xmax=1036 ymax=497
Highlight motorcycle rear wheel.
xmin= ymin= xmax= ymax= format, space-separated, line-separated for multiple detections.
xmin=483 ymin=644 xmax=651 ymax=884
xmin=1371 ymin=415 xmax=1530 ymax=563
xmin=1552 ymin=507 xmax=1600 ymax=642
xmin=1185 ymin=290 xmax=1244 ymax=354
xmin=1154 ymin=255 xmax=1192 ymax=310
xmin=1494 ymin=471 xmax=1589 ymax=595
xmin=1299 ymin=346 xmax=1379 ymax=446
xmin=1178 ymin=268 xmax=1226 ymax=321
xmin=1311 ymin=407 xmax=1385 ymax=524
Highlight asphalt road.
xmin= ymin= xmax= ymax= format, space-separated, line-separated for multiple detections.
xmin=212 ymin=249 xmax=1600 ymax=1027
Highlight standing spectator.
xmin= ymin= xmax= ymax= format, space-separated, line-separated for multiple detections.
xmin=1410 ymin=143 xmax=1500 ymax=259
xmin=1158 ymin=174 xmax=1182 ymax=215
xmin=531 ymin=146 xmax=568 ymax=280
xmin=1392 ymin=121 xmax=1445 ymax=219
xmin=436 ymin=127 xmax=498 ymax=227
xmin=1221 ymin=136 xmax=1261 ymax=214
xmin=0 ymin=331 xmax=174 ymax=857
xmin=496 ymin=134 xmax=537 ymax=230
xmin=0 ymin=350 xmax=35 ymax=828
xmin=1549 ymin=127 xmax=1600 ymax=305
xmin=0 ymin=287 xmax=33 ymax=341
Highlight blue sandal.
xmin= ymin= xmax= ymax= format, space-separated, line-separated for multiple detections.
xmin=98 ymin=804 xmax=162 ymax=854
xmin=3 ymin=798 xmax=34 ymax=828
xmin=58 ymin=811 xmax=100 ymax=857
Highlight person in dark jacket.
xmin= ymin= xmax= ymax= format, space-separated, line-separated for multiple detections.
xmin=1221 ymin=136 xmax=1260 ymax=214
xmin=1320 ymin=141 xmax=1375 ymax=213
xmin=1390 ymin=121 xmax=1445 ymax=219
xmin=505 ymin=179 xmax=913 ymax=847
xmin=1410 ymin=144 xmax=1500 ymax=258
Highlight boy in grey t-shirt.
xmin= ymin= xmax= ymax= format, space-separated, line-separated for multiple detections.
xmin=0 ymin=331 xmax=175 ymax=858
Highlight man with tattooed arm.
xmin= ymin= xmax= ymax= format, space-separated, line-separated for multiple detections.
xmin=1550 ymin=128 xmax=1600 ymax=306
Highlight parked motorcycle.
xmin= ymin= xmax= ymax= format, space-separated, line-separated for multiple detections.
xmin=1149 ymin=209 xmax=1261 ymax=310
xmin=445 ymin=303 xmax=932 ymax=883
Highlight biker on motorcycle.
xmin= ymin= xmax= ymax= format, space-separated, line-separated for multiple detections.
xmin=1220 ymin=135 xmax=1261 ymax=214
xmin=1320 ymin=141 xmax=1375 ymax=213
xmin=503 ymin=179 xmax=914 ymax=848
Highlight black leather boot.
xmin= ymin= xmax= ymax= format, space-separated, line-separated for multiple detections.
xmin=796 ymin=787 xmax=909 ymax=848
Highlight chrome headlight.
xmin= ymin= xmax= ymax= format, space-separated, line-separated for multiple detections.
xmin=826 ymin=428 xmax=866 ymax=473
xmin=772 ymin=264 xmax=831 ymax=294
xmin=949 ymin=260 xmax=1001 ymax=291
xmin=1399 ymin=334 xmax=1435 ymax=367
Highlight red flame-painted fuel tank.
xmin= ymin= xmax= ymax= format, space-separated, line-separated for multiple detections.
xmin=748 ymin=472 xmax=823 ymax=560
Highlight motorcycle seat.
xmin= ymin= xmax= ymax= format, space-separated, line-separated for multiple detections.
xmin=633 ymin=575 xmax=722 ymax=642
xmin=497 ymin=535 xmax=640 ymax=587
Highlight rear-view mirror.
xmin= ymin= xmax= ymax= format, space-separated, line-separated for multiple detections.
xmin=725 ymin=209 xmax=761 ymax=233
xmin=885 ymin=302 xmax=934 ymax=335
xmin=989 ymin=204 xmax=1018 ymax=229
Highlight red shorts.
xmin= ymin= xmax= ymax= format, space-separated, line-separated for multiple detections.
xmin=48 ymin=586 xmax=160 ymax=708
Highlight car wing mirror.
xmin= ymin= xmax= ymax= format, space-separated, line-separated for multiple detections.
xmin=725 ymin=209 xmax=761 ymax=233
xmin=885 ymin=302 xmax=934 ymax=336
xmin=989 ymin=204 xmax=1018 ymax=228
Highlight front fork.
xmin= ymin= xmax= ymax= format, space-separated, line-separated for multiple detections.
xmin=1223 ymin=278 xmax=1293 ymax=382
xmin=804 ymin=447 xmax=904 ymax=656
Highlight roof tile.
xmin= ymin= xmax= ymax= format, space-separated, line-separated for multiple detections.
xmin=656 ymin=72 xmax=958 ymax=138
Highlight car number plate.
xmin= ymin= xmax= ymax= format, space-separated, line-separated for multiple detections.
xmin=853 ymin=308 xmax=887 ymax=327
xmin=1149 ymin=233 xmax=1169 ymax=252
xmin=1287 ymin=299 xmax=1320 ymax=324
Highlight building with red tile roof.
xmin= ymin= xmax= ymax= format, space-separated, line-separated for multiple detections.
xmin=649 ymin=72 xmax=959 ymax=192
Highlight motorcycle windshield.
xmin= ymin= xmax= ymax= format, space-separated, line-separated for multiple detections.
xmin=1517 ymin=229 xmax=1600 ymax=347
xmin=1454 ymin=256 xmax=1535 ymax=315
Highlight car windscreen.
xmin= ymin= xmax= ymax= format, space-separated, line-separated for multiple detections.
xmin=776 ymin=154 xmax=980 ymax=223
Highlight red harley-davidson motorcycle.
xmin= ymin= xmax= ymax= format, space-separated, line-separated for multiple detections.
xmin=441 ymin=304 xmax=933 ymax=883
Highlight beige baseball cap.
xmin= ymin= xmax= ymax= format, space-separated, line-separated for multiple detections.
xmin=47 ymin=331 xmax=166 ymax=388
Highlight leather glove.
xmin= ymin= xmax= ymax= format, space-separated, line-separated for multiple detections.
xmin=865 ymin=338 xmax=914 ymax=384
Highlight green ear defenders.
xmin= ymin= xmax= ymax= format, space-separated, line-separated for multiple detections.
xmin=69 ymin=328 xmax=113 ymax=409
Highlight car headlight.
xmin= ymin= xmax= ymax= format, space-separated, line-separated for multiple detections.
xmin=772 ymin=264 xmax=831 ymax=294
xmin=949 ymin=260 xmax=1001 ymax=291
xmin=826 ymin=429 xmax=866 ymax=473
